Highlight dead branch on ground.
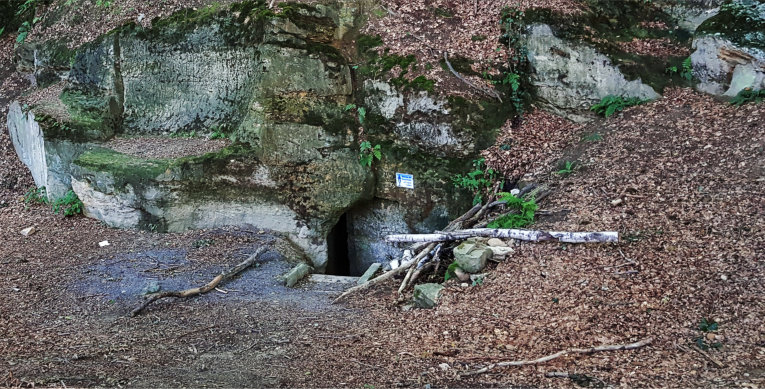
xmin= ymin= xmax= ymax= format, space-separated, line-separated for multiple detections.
xmin=461 ymin=337 xmax=653 ymax=376
xmin=130 ymin=247 xmax=266 ymax=316
xmin=444 ymin=52 xmax=503 ymax=103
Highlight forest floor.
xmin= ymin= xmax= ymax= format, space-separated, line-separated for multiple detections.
xmin=2 ymin=0 xmax=765 ymax=387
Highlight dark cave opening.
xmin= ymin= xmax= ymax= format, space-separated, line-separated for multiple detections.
xmin=326 ymin=212 xmax=352 ymax=276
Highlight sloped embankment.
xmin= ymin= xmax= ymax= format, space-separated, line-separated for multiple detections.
xmin=294 ymin=88 xmax=765 ymax=388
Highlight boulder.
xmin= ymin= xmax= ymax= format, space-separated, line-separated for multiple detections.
xmin=691 ymin=36 xmax=765 ymax=96
xmin=413 ymin=283 xmax=444 ymax=309
xmin=523 ymin=23 xmax=659 ymax=122
xmin=691 ymin=1 xmax=765 ymax=96
xmin=453 ymin=242 xmax=492 ymax=273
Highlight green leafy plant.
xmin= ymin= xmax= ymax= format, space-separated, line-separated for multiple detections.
xmin=51 ymin=190 xmax=83 ymax=216
xmin=444 ymin=262 xmax=460 ymax=283
xmin=557 ymin=160 xmax=575 ymax=176
xmin=730 ymin=87 xmax=765 ymax=106
xmin=590 ymin=95 xmax=650 ymax=118
xmin=698 ymin=318 xmax=719 ymax=333
xmin=359 ymin=141 xmax=381 ymax=167
xmin=0 ymin=27 xmax=5 ymax=36
xmin=95 ymin=0 xmax=113 ymax=7
xmin=666 ymin=57 xmax=693 ymax=81
xmin=344 ymin=103 xmax=367 ymax=124
xmin=452 ymin=158 xmax=497 ymax=205
xmin=16 ymin=0 xmax=37 ymax=16
xmin=209 ymin=127 xmax=226 ymax=139
xmin=487 ymin=193 xmax=537 ymax=229
xmin=694 ymin=318 xmax=723 ymax=350
xmin=581 ymin=132 xmax=603 ymax=142
xmin=16 ymin=20 xmax=32 ymax=44
xmin=471 ymin=275 xmax=484 ymax=286
xmin=24 ymin=186 xmax=48 ymax=207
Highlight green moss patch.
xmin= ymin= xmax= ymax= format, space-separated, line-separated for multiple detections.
xmin=697 ymin=0 xmax=765 ymax=50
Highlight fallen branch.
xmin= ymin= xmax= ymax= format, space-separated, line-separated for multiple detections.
xmin=691 ymin=344 xmax=725 ymax=368
xmin=444 ymin=52 xmax=503 ymax=103
xmin=130 ymin=247 xmax=266 ymax=316
xmin=461 ymin=337 xmax=653 ymax=376
xmin=387 ymin=228 xmax=619 ymax=244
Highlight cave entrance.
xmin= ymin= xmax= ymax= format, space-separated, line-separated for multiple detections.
xmin=326 ymin=212 xmax=352 ymax=276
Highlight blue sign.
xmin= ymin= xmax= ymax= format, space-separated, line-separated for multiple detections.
xmin=395 ymin=173 xmax=414 ymax=189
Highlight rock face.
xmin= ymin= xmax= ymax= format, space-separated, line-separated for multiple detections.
xmin=8 ymin=1 xmax=493 ymax=272
xmin=524 ymin=24 xmax=660 ymax=122
xmin=691 ymin=1 xmax=765 ymax=96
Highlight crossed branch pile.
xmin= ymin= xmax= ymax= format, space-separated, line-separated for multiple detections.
xmin=334 ymin=184 xmax=618 ymax=303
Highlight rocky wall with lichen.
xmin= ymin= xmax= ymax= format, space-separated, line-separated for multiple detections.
xmin=691 ymin=0 xmax=765 ymax=95
xmin=8 ymin=0 xmax=500 ymax=272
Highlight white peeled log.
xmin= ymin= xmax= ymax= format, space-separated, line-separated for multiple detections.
xmin=386 ymin=228 xmax=618 ymax=244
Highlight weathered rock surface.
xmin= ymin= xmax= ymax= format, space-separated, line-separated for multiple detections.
xmin=413 ymin=283 xmax=444 ymax=309
xmin=8 ymin=1 xmax=495 ymax=272
xmin=453 ymin=241 xmax=492 ymax=273
xmin=691 ymin=0 xmax=765 ymax=97
xmin=524 ymin=23 xmax=660 ymax=122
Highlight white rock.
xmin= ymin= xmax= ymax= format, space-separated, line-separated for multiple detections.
xmin=20 ymin=226 xmax=36 ymax=236
xmin=438 ymin=363 xmax=450 ymax=371
xmin=98 ymin=240 xmax=110 ymax=247
xmin=487 ymin=238 xmax=508 ymax=247
xmin=488 ymin=246 xmax=514 ymax=257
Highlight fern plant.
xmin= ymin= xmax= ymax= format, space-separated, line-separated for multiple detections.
xmin=557 ymin=160 xmax=575 ymax=176
xmin=487 ymin=192 xmax=537 ymax=229
xmin=452 ymin=158 xmax=497 ymax=205
xmin=730 ymin=87 xmax=765 ymax=106
xmin=590 ymin=95 xmax=649 ymax=118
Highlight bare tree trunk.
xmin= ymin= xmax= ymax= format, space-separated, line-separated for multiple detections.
xmin=386 ymin=229 xmax=618 ymax=244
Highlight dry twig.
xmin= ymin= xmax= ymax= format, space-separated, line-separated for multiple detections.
xmin=130 ymin=247 xmax=265 ymax=316
xmin=461 ymin=337 xmax=653 ymax=376
xmin=444 ymin=52 xmax=503 ymax=102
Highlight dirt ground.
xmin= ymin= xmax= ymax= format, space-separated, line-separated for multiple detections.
xmin=2 ymin=4 xmax=765 ymax=386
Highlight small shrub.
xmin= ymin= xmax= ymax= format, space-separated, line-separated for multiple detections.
xmin=209 ymin=128 xmax=226 ymax=139
xmin=557 ymin=160 xmax=575 ymax=176
xmin=51 ymin=190 xmax=83 ymax=216
xmin=590 ymin=95 xmax=650 ymax=118
xmin=694 ymin=318 xmax=723 ymax=350
xmin=452 ymin=158 xmax=497 ymax=205
xmin=15 ymin=0 xmax=37 ymax=16
xmin=487 ymin=193 xmax=537 ymax=229
xmin=16 ymin=20 xmax=32 ymax=44
xmin=730 ymin=87 xmax=765 ymax=106
xmin=24 ymin=186 xmax=48 ymax=206
xmin=359 ymin=141 xmax=381 ymax=167
xmin=581 ymin=132 xmax=603 ymax=142
xmin=667 ymin=57 xmax=693 ymax=81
